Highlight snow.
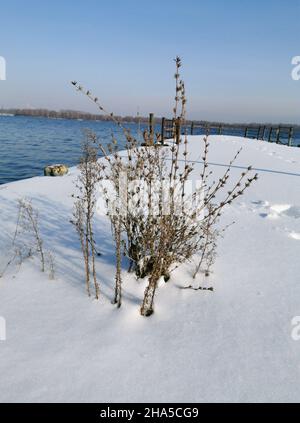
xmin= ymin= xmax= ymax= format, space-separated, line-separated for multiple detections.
xmin=0 ymin=135 xmax=300 ymax=403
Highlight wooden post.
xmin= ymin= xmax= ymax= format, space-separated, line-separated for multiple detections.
xmin=161 ymin=117 xmax=165 ymax=144
xmin=288 ymin=127 xmax=293 ymax=147
xmin=191 ymin=122 xmax=194 ymax=135
xmin=268 ymin=127 xmax=273 ymax=142
xmin=276 ymin=126 xmax=280 ymax=144
xmin=256 ymin=126 xmax=261 ymax=140
xmin=244 ymin=127 xmax=248 ymax=138
xmin=149 ymin=113 xmax=154 ymax=145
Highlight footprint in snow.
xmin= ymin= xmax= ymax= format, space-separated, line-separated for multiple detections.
xmin=285 ymin=159 xmax=298 ymax=164
xmin=267 ymin=152 xmax=298 ymax=164
xmin=252 ymin=201 xmax=300 ymax=241
xmin=283 ymin=206 xmax=300 ymax=219
xmin=289 ymin=232 xmax=300 ymax=241
xmin=258 ymin=203 xmax=300 ymax=219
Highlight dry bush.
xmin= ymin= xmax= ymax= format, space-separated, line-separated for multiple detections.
xmin=71 ymin=131 xmax=101 ymax=299
xmin=0 ymin=198 xmax=55 ymax=279
xmin=72 ymin=57 xmax=258 ymax=316
xmin=15 ymin=199 xmax=45 ymax=271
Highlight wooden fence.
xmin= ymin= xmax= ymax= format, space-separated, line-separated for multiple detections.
xmin=158 ymin=116 xmax=295 ymax=146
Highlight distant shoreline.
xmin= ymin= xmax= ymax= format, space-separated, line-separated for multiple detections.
xmin=0 ymin=109 xmax=299 ymax=129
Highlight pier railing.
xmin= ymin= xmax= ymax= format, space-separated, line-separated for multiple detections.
xmin=157 ymin=116 xmax=295 ymax=146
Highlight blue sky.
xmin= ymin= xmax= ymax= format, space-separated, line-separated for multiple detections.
xmin=0 ymin=0 xmax=299 ymax=123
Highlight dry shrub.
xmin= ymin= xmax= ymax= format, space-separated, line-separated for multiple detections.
xmin=1 ymin=198 xmax=55 ymax=279
xmin=72 ymin=57 xmax=258 ymax=316
xmin=72 ymin=131 xmax=101 ymax=299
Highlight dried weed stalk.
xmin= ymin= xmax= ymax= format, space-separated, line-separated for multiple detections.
xmin=16 ymin=199 xmax=45 ymax=272
xmin=72 ymin=131 xmax=101 ymax=299
xmin=1 ymin=198 xmax=55 ymax=279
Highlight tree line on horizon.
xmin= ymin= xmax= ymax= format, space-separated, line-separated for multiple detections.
xmin=0 ymin=108 xmax=298 ymax=129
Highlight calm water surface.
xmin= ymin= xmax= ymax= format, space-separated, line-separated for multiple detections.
xmin=0 ymin=116 xmax=299 ymax=185
xmin=0 ymin=116 xmax=152 ymax=185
